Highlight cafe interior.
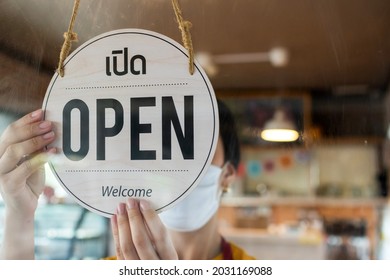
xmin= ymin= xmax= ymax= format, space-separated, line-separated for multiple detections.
xmin=1 ymin=0 xmax=390 ymax=260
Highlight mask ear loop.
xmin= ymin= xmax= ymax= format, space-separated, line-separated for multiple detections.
xmin=220 ymin=161 xmax=234 ymax=194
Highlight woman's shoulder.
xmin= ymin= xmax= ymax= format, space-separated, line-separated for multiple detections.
xmin=229 ymin=242 xmax=256 ymax=260
xmin=213 ymin=240 xmax=256 ymax=260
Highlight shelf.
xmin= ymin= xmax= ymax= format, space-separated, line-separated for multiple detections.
xmin=221 ymin=195 xmax=389 ymax=208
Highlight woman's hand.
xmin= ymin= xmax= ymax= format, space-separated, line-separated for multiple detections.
xmin=0 ymin=109 xmax=56 ymax=215
xmin=0 ymin=109 xmax=57 ymax=259
xmin=110 ymin=198 xmax=178 ymax=260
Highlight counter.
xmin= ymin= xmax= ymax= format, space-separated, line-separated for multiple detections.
xmin=219 ymin=196 xmax=388 ymax=259
xmin=220 ymin=226 xmax=326 ymax=260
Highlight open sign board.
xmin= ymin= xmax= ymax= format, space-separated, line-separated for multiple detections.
xmin=42 ymin=29 xmax=218 ymax=217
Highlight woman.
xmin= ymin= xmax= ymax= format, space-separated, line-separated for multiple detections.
xmin=0 ymin=100 xmax=255 ymax=260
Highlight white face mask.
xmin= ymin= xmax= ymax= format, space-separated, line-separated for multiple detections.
xmin=159 ymin=165 xmax=223 ymax=232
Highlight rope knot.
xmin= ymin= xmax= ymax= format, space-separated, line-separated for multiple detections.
xmin=180 ymin=21 xmax=192 ymax=47
xmin=172 ymin=0 xmax=195 ymax=75
xmin=57 ymin=31 xmax=78 ymax=77
xmin=63 ymin=31 xmax=78 ymax=42
xmin=56 ymin=0 xmax=80 ymax=77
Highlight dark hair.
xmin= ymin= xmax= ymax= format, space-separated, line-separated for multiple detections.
xmin=217 ymin=99 xmax=240 ymax=169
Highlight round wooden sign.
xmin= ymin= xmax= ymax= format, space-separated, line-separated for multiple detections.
xmin=42 ymin=29 xmax=218 ymax=217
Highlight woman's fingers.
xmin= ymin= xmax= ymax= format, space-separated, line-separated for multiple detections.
xmin=110 ymin=214 xmax=125 ymax=260
xmin=0 ymin=130 xmax=55 ymax=174
xmin=126 ymin=199 xmax=159 ymax=260
xmin=0 ymin=109 xmax=55 ymax=175
xmin=0 ymin=109 xmax=44 ymax=154
xmin=114 ymin=203 xmax=140 ymax=260
xmin=1 ymin=148 xmax=56 ymax=198
xmin=112 ymin=199 xmax=177 ymax=260
xmin=139 ymin=200 xmax=178 ymax=260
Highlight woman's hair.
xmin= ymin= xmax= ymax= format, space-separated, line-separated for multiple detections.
xmin=217 ymin=99 xmax=240 ymax=169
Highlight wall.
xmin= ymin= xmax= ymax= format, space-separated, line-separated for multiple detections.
xmin=238 ymin=143 xmax=380 ymax=198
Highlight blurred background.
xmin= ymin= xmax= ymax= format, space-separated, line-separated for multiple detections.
xmin=1 ymin=0 xmax=390 ymax=260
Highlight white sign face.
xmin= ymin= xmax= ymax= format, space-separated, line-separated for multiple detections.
xmin=42 ymin=29 xmax=218 ymax=217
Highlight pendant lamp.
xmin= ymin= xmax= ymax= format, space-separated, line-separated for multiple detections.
xmin=260 ymin=109 xmax=299 ymax=142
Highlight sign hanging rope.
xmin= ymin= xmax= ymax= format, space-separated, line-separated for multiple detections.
xmin=171 ymin=0 xmax=195 ymax=75
xmin=56 ymin=0 xmax=80 ymax=77
xmin=57 ymin=0 xmax=195 ymax=77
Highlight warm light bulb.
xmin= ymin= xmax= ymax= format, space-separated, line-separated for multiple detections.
xmin=261 ymin=108 xmax=299 ymax=142
xmin=261 ymin=129 xmax=299 ymax=142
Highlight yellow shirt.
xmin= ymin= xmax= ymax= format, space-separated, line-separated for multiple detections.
xmin=213 ymin=240 xmax=256 ymax=260
xmin=104 ymin=240 xmax=256 ymax=260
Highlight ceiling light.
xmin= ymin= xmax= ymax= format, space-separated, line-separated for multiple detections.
xmin=195 ymin=47 xmax=289 ymax=77
xmin=260 ymin=109 xmax=299 ymax=142
xmin=195 ymin=52 xmax=219 ymax=76
xmin=268 ymin=47 xmax=289 ymax=67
